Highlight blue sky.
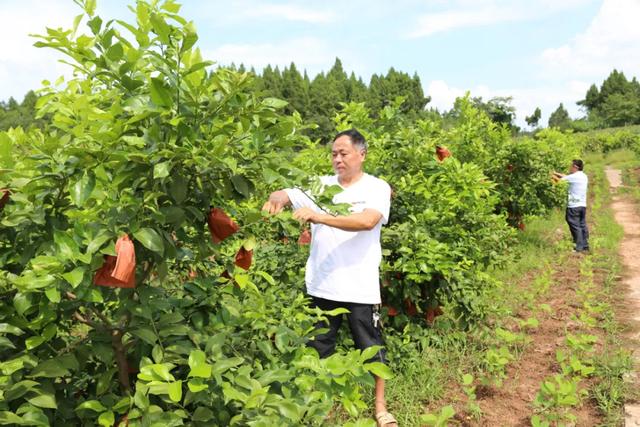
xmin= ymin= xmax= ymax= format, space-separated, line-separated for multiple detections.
xmin=1 ymin=0 xmax=639 ymax=127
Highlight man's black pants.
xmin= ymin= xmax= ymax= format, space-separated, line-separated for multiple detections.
xmin=566 ymin=207 xmax=589 ymax=251
xmin=308 ymin=296 xmax=386 ymax=364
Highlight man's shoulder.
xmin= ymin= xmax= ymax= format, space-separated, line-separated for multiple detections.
xmin=320 ymin=175 xmax=338 ymax=185
xmin=363 ymin=173 xmax=390 ymax=190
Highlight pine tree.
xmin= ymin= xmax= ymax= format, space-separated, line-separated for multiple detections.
xmin=548 ymin=103 xmax=571 ymax=130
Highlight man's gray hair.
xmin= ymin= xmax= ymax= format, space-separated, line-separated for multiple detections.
xmin=333 ymin=128 xmax=367 ymax=152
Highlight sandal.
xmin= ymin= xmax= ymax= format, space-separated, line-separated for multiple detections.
xmin=375 ymin=410 xmax=398 ymax=427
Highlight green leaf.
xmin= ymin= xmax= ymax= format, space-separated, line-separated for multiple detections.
xmin=363 ymin=362 xmax=393 ymax=380
xmin=76 ymin=400 xmax=107 ymax=412
xmin=87 ymin=16 xmax=102 ymax=34
xmin=162 ymin=1 xmax=181 ymax=13
xmin=86 ymin=232 xmax=112 ymax=255
xmin=149 ymin=13 xmax=171 ymax=44
xmin=44 ymin=287 xmax=60 ymax=303
xmin=71 ymin=172 xmax=96 ymax=207
xmin=96 ymin=369 xmax=115 ymax=396
xmin=150 ymin=77 xmax=173 ymax=107
xmin=152 ymin=345 xmax=163 ymax=363
xmin=4 ymin=380 xmax=39 ymax=401
xmin=277 ymin=401 xmax=302 ymax=421
xmin=263 ymin=97 xmax=288 ymax=109
xmin=168 ymin=175 xmax=187 ymax=203
xmin=187 ymin=379 xmax=208 ymax=393
xmin=192 ymin=407 xmax=213 ymax=421
xmin=106 ymin=43 xmax=123 ymax=61
xmin=230 ymin=175 xmax=251 ymax=198
xmin=360 ymin=345 xmax=383 ymax=362
xmin=0 ymin=411 xmax=24 ymax=425
xmin=13 ymin=273 xmax=56 ymax=290
xmin=98 ymin=410 xmax=115 ymax=427
xmin=212 ymin=357 xmax=243 ymax=376
xmin=242 ymin=236 xmax=257 ymax=251
xmin=0 ymin=323 xmax=24 ymax=335
xmin=85 ymin=0 xmax=96 ymax=16
xmin=167 ymin=381 xmax=182 ymax=402
xmin=131 ymin=327 xmax=157 ymax=345
xmin=54 ymin=230 xmax=80 ymax=260
xmin=153 ymin=161 xmax=171 ymax=179
xmin=28 ymin=393 xmax=57 ymax=409
xmin=0 ymin=337 xmax=16 ymax=350
xmin=30 ymin=355 xmax=77 ymax=378
xmin=25 ymin=336 xmax=45 ymax=350
xmin=13 ymin=292 xmax=33 ymax=316
xmin=134 ymin=228 xmax=164 ymax=255
xmin=63 ymin=267 xmax=85 ymax=288
xmin=180 ymin=21 xmax=198 ymax=52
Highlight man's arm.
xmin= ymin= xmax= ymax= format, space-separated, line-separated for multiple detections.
xmin=262 ymin=190 xmax=291 ymax=214
xmin=551 ymin=171 xmax=565 ymax=183
xmin=293 ymin=207 xmax=382 ymax=232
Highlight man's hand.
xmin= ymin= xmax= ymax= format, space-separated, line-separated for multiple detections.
xmin=293 ymin=207 xmax=322 ymax=224
xmin=551 ymin=171 xmax=563 ymax=183
xmin=262 ymin=190 xmax=290 ymax=214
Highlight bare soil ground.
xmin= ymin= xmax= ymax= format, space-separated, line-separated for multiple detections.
xmin=449 ymin=254 xmax=604 ymax=426
xmin=605 ymin=167 xmax=640 ymax=424
xmin=419 ymin=167 xmax=640 ymax=426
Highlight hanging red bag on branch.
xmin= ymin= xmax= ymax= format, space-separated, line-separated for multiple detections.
xmin=0 ymin=189 xmax=10 ymax=211
xmin=207 ymin=207 xmax=239 ymax=243
xmin=234 ymin=247 xmax=253 ymax=270
xmin=435 ymin=145 xmax=451 ymax=162
xmin=94 ymin=234 xmax=136 ymax=288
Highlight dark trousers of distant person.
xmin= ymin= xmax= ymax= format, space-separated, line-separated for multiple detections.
xmin=566 ymin=207 xmax=589 ymax=251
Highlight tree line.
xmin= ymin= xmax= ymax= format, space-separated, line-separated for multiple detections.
xmin=546 ymin=69 xmax=640 ymax=131
xmin=2 ymin=62 xmax=639 ymax=136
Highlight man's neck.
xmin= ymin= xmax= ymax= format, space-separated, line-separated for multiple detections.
xmin=338 ymin=171 xmax=364 ymax=188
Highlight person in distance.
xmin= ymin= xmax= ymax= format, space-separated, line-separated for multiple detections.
xmin=552 ymin=159 xmax=590 ymax=253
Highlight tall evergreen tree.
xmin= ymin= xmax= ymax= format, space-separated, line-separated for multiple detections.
xmin=548 ymin=103 xmax=572 ymax=130
xmin=281 ymin=62 xmax=309 ymax=115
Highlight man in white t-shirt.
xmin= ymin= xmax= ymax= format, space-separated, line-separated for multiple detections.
xmin=262 ymin=129 xmax=396 ymax=427
xmin=553 ymin=159 xmax=589 ymax=252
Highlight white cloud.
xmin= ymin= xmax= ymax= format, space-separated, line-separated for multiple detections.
xmin=206 ymin=37 xmax=343 ymax=75
xmin=539 ymin=0 xmax=640 ymax=81
xmin=407 ymin=7 xmax=520 ymax=38
xmin=246 ymin=4 xmax=336 ymax=24
xmin=406 ymin=0 xmax=595 ymax=38
xmin=0 ymin=0 xmax=77 ymax=100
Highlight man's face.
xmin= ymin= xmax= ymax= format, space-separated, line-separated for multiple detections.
xmin=570 ymin=163 xmax=578 ymax=173
xmin=332 ymin=135 xmax=365 ymax=179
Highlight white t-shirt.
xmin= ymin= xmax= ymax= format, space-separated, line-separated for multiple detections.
xmin=285 ymin=174 xmax=391 ymax=304
xmin=561 ymin=171 xmax=588 ymax=208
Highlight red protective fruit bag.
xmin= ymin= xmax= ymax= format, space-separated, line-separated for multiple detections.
xmin=234 ymin=247 xmax=253 ymax=270
xmin=404 ymin=298 xmax=418 ymax=316
xmin=94 ymin=234 xmax=136 ymax=288
xmin=298 ymin=228 xmax=311 ymax=245
xmin=0 ymin=189 xmax=10 ymax=211
xmin=425 ymin=306 xmax=444 ymax=324
xmin=435 ymin=145 xmax=451 ymax=162
xmin=207 ymin=208 xmax=239 ymax=243
xmin=383 ymin=304 xmax=399 ymax=317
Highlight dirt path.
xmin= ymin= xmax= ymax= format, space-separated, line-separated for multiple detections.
xmin=605 ymin=167 xmax=640 ymax=424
